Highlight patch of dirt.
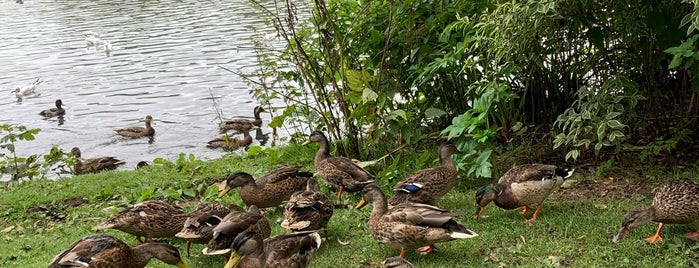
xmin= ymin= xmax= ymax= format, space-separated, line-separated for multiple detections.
xmin=26 ymin=197 xmax=88 ymax=222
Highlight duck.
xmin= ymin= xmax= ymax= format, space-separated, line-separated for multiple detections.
xmin=220 ymin=106 xmax=266 ymax=132
xmin=70 ymin=147 xmax=126 ymax=175
xmin=388 ymin=144 xmax=460 ymax=206
xmin=49 ymin=234 xmax=187 ymax=268
xmin=382 ymin=256 xmax=415 ymax=268
xmin=114 ymin=115 xmax=155 ymax=138
xmin=281 ymin=177 xmax=334 ymax=234
xmin=175 ymin=203 xmax=245 ymax=257
xmin=224 ymin=230 xmax=321 ymax=268
xmin=92 ymin=200 xmax=189 ymax=243
xmin=302 ymin=130 xmax=374 ymax=198
xmin=103 ymin=40 xmax=113 ymax=55
xmin=473 ymin=164 xmax=574 ymax=223
xmin=357 ymin=183 xmax=478 ymax=258
xmin=39 ymin=99 xmax=66 ymax=118
xmin=218 ymin=166 xmax=312 ymax=208
xmin=203 ymin=205 xmax=272 ymax=256
xmin=207 ymin=126 xmax=253 ymax=151
xmin=12 ymin=78 xmax=41 ymax=99
xmin=612 ymin=179 xmax=699 ymax=243
xmin=85 ymin=33 xmax=101 ymax=47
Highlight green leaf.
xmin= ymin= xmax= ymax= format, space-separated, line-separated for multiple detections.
xmin=361 ymin=88 xmax=378 ymax=103
xmin=565 ymin=149 xmax=579 ymax=160
xmin=424 ymin=107 xmax=447 ymax=118
xmin=606 ymin=120 xmax=625 ymax=129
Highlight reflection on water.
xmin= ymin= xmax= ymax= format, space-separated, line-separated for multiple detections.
xmin=0 ymin=0 xmax=302 ymax=180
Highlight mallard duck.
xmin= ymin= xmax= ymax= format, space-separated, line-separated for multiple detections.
xmin=218 ymin=166 xmax=312 ymax=208
xmin=357 ymin=183 xmax=478 ymax=258
xmin=70 ymin=147 xmax=125 ymax=175
xmin=388 ymin=144 xmax=460 ymax=206
xmin=114 ymin=115 xmax=155 ymax=138
xmin=175 ymin=203 xmax=244 ymax=257
xmin=40 ymin=99 xmax=66 ymax=118
xmin=382 ymin=256 xmax=414 ymax=268
xmin=49 ymin=234 xmax=187 ymax=268
xmin=224 ymin=230 xmax=321 ymax=268
xmin=220 ymin=106 xmax=266 ymax=132
xmin=281 ymin=178 xmax=334 ymax=234
xmin=92 ymin=200 xmax=188 ymax=243
xmin=612 ymin=179 xmax=699 ymax=243
xmin=473 ymin=164 xmax=574 ymax=223
xmin=12 ymin=78 xmax=41 ymax=99
xmin=207 ymin=126 xmax=253 ymax=151
xmin=302 ymin=130 xmax=374 ymax=198
xmin=203 ymin=205 xmax=272 ymax=256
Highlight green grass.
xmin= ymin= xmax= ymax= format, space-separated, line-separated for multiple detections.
xmin=2 ymin=144 xmax=699 ymax=267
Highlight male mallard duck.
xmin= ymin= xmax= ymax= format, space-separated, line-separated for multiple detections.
xmin=203 ymin=205 xmax=272 ymax=256
xmin=207 ymin=126 xmax=253 ymax=151
xmin=473 ymin=164 xmax=574 ymax=223
xmin=218 ymin=166 xmax=312 ymax=208
xmin=303 ymin=130 xmax=374 ymax=198
xmin=12 ymin=78 xmax=41 ymax=99
xmin=612 ymin=179 xmax=699 ymax=243
xmin=281 ymin=178 xmax=334 ymax=234
xmin=114 ymin=115 xmax=155 ymax=138
xmin=40 ymin=99 xmax=66 ymax=118
xmin=49 ymin=234 xmax=187 ymax=268
xmin=224 ymin=230 xmax=321 ymax=268
xmin=220 ymin=106 xmax=266 ymax=132
xmin=175 ymin=203 xmax=244 ymax=257
xmin=357 ymin=183 xmax=478 ymax=258
xmin=382 ymin=256 xmax=415 ymax=268
xmin=93 ymin=200 xmax=188 ymax=243
xmin=70 ymin=147 xmax=125 ymax=175
xmin=388 ymin=144 xmax=460 ymax=206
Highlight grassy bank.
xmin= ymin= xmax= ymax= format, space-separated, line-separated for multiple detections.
xmin=1 ymin=143 xmax=699 ymax=267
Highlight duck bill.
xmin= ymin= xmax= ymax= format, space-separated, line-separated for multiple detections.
xmin=224 ymin=252 xmax=242 ymax=268
xmin=355 ymin=197 xmax=367 ymax=209
xmin=176 ymin=261 xmax=188 ymax=268
xmin=217 ymin=180 xmax=232 ymax=197
xmin=612 ymin=227 xmax=629 ymax=243
xmin=301 ymin=139 xmax=311 ymax=145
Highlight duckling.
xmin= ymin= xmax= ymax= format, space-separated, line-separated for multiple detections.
xmin=220 ymin=106 xmax=266 ymax=132
xmin=218 ymin=166 xmax=312 ymax=208
xmin=175 ymin=204 xmax=244 ymax=257
xmin=224 ymin=230 xmax=321 ymax=268
xmin=473 ymin=164 xmax=574 ymax=223
xmin=613 ymin=179 xmax=699 ymax=243
xmin=114 ymin=115 xmax=155 ymax=138
xmin=92 ymin=200 xmax=188 ymax=243
xmin=302 ymin=130 xmax=374 ymax=198
xmin=388 ymin=144 xmax=460 ymax=206
xmin=70 ymin=147 xmax=125 ymax=175
xmin=203 ymin=205 xmax=271 ymax=256
xmin=12 ymin=78 xmax=41 ymax=99
xmin=40 ymin=99 xmax=66 ymax=118
xmin=207 ymin=126 xmax=253 ymax=151
xmin=281 ymin=178 xmax=334 ymax=234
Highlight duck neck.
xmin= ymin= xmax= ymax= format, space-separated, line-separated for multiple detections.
xmin=314 ymin=138 xmax=332 ymax=165
xmin=440 ymin=151 xmax=456 ymax=169
xmin=369 ymin=193 xmax=389 ymax=225
xmin=130 ymin=244 xmax=165 ymax=268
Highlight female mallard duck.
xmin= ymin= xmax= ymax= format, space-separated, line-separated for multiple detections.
xmin=92 ymin=200 xmax=189 ymax=243
xmin=175 ymin=203 xmax=244 ymax=257
xmin=220 ymin=106 xmax=266 ymax=132
xmin=303 ymin=130 xmax=374 ymax=198
xmin=225 ymin=230 xmax=321 ymax=268
xmin=114 ymin=115 xmax=155 ymax=138
xmin=207 ymin=126 xmax=253 ymax=151
xmin=281 ymin=178 xmax=334 ymax=234
xmin=49 ymin=234 xmax=187 ymax=268
xmin=473 ymin=164 xmax=574 ymax=223
xmin=357 ymin=183 xmax=478 ymax=258
xmin=203 ymin=205 xmax=272 ymax=256
xmin=382 ymin=256 xmax=414 ymax=268
xmin=612 ymin=179 xmax=699 ymax=243
xmin=40 ymin=99 xmax=66 ymax=117
xmin=218 ymin=166 xmax=312 ymax=208
xmin=70 ymin=147 xmax=125 ymax=175
xmin=388 ymin=144 xmax=460 ymax=206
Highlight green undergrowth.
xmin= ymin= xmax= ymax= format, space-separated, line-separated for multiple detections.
xmin=1 ymin=143 xmax=699 ymax=267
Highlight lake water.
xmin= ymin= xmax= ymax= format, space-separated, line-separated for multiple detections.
xmin=0 ymin=0 xmax=302 ymax=180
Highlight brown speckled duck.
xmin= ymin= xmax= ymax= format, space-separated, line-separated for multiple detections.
xmin=49 ymin=234 xmax=188 ymax=268
xmin=175 ymin=204 xmax=245 ymax=257
xmin=70 ymin=147 xmax=126 ymax=175
xmin=114 ymin=115 xmax=155 ymax=138
xmin=93 ymin=200 xmax=188 ymax=243
xmin=207 ymin=127 xmax=253 ymax=151
xmin=303 ymin=130 xmax=374 ymax=198
xmin=224 ymin=230 xmax=321 ymax=268
xmin=40 ymin=99 xmax=65 ymax=117
xmin=203 ymin=205 xmax=272 ymax=256
xmin=357 ymin=183 xmax=478 ymax=258
xmin=220 ymin=106 xmax=266 ymax=132
xmin=281 ymin=178 xmax=334 ymax=234
xmin=388 ymin=144 xmax=460 ymax=206
xmin=218 ymin=166 xmax=312 ymax=208
xmin=473 ymin=164 xmax=574 ymax=223
xmin=613 ymin=179 xmax=699 ymax=243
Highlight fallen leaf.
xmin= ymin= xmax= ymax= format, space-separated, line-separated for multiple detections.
xmin=1 ymin=226 xmax=15 ymax=233
xmin=594 ymin=203 xmax=608 ymax=210
xmin=489 ymin=252 xmax=499 ymax=262
xmin=520 ymin=235 xmax=526 ymax=244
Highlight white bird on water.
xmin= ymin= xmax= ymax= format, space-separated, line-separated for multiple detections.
xmin=103 ymin=40 xmax=113 ymax=56
xmin=85 ymin=33 xmax=101 ymax=48
xmin=12 ymin=78 xmax=42 ymax=99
